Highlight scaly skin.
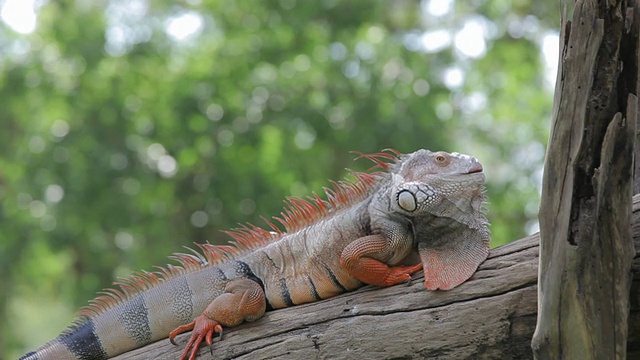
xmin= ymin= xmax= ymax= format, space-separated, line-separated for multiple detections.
xmin=20 ymin=149 xmax=489 ymax=360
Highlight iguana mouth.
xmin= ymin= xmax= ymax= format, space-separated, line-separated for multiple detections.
xmin=467 ymin=163 xmax=483 ymax=174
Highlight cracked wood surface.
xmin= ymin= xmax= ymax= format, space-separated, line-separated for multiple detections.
xmin=113 ymin=196 xmax=640 ymax=359
xmin=531 ymin=1 xmax=638 ymax=358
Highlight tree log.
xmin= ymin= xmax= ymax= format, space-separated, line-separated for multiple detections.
xmin=112 ymin=195 xmax=640 ymax=360
xmin=531 ymin=0 xmax=639 ymax=359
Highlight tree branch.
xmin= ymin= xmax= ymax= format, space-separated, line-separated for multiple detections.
xmin=112 ymin=196 xmax=640 ymax=360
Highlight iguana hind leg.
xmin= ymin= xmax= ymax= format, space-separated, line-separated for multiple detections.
xmin=340 ymin=234 xmax=421 ymax=287
xmin=169 ymin=278 xmax=266 ymax=360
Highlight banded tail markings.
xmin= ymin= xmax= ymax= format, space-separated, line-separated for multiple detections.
xmin=18 ymin=340 xmax=79 ymax=360
xmin=117 ymin=295 xmax=152 ymax=345
xmin=168 ymin=276 xmax=195 ymax=325
xmin=58 ymin=319 xmax=108 ymax=360
xmin=18 ymin=351 xmax=38 ymax=360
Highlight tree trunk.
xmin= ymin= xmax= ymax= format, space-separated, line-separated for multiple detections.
xmin=111 ymin=196 xmax=640 ymax=360
xmin=531 ymin=0 xmax=639 ymax=359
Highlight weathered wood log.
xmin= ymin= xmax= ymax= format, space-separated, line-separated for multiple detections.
xmin=531 ymin=0 xmax=639 ymax=359
xmin=113 ymin=195 xmax=640 ymax=360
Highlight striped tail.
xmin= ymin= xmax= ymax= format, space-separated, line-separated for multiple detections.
xmin=19 ymin=265 xmax=228 ymax=360
xmin=19 ymin=318 xmax=109 ymax=360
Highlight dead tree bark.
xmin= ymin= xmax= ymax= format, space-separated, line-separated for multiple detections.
xmin=113 ymin=196 xmax=640 ymax=360
xmin=531 ymin=0 xmax=639 ymax=359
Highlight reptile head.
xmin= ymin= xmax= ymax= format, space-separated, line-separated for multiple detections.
xmin=390 ymin=149 xmax=486 ymax=218
xmin=395 ymin=149 xmax=484 ymax=183
xmin=390 ymin=149 xmax=490 ymax=291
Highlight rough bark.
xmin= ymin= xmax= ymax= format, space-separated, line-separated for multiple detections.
xmin=111 ymin=195 xmax=640 ymax=360
xmin=531 ymin=0 xmax=639 ymax=359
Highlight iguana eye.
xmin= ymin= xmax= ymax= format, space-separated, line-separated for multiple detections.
xmin=433 ymin=153 xmax=451 ymax=166
xmin=397 ymin=190 xmax=417 ymax=212
xmin=435 ymin=154 xmax=447 ymax=163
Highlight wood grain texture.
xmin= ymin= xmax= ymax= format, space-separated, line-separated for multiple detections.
xmin=111 ymin=195 xmax=640 ymax=360
xmin=532 ymin=0 xmax=639 ymax=359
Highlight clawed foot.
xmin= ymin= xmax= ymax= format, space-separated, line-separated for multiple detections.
xmin=384 ymin=263 xmax=422 ymax=286
xmin=169 ymin=315 xmax=224 ymax=360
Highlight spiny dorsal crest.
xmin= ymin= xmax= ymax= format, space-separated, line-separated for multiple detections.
xmin=76 ymin=149 xmax=402 ymax=319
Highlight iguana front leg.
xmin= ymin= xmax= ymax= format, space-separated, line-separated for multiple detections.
xmin=169 ymin=278 xmax=266 ymax=360
xmin=340 ymin=234 xmax=421 ymax=287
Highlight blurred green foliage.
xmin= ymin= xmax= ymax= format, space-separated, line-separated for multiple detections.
xmin=0 ymin=0 xmax=558 ymax=358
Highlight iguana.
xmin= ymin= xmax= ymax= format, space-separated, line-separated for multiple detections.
xmin=20 ymin=148 xmax=490 ymax=360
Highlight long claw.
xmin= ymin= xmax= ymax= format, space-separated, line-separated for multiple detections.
xmin=169 ymin=321 xmax=196 ymax=348
xmin=171 ymin=315 xmax=224 ymax=360
xmin=205 ymin=330 xmax=213 ymax=346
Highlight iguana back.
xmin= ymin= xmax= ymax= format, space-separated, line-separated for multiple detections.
xmin=20 ymin=148 xmax=489 ymax=360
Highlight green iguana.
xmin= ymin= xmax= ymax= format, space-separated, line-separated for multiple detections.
xmin=20 ymin=148 xmax=490 ymax=360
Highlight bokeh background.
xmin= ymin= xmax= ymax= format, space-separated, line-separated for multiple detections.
xmin=0 ymin=0 xmax=558 ymax=358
